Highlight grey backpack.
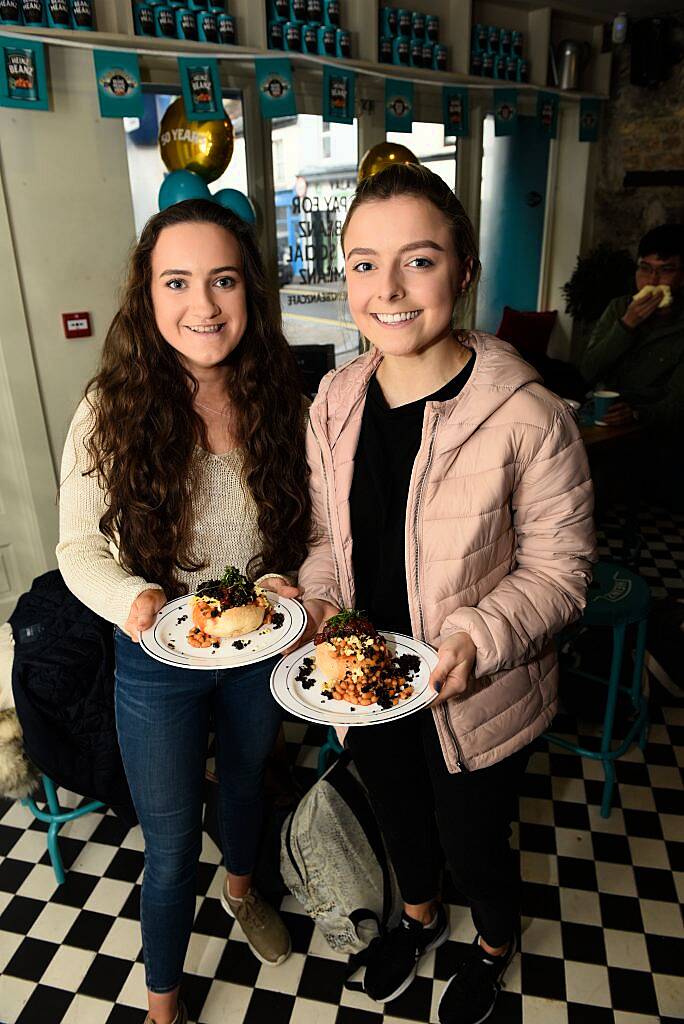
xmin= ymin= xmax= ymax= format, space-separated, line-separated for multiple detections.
xmin=280 ymin=751 xmax=401 ymax=979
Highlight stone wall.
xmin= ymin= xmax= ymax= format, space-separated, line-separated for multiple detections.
xmin=590 ymin=20 xmax=684 ymax=252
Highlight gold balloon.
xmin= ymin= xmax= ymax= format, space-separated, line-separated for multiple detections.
xmin=159 ymin=97 xmax=234 ymax=184
xmin=357 ymin=142 xmax=420 ymax=182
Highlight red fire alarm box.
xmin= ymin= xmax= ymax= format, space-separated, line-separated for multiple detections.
xmin=62 ymin=312 xmax=92 ymax=339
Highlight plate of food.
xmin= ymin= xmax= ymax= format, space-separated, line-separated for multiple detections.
xmin=139 ymin=566 xmax=306 ymax=670
xmin=270 ymin=609 xmax=439 ymax=726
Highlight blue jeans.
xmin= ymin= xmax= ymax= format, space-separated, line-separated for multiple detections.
xmin=114 ymin=630 xmax=282 ymax=993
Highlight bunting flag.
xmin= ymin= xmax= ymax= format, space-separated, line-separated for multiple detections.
xmin=0 ymin=35 xmax=49 ymax=110
xmin=536 ymin=91 xmax=558 ymax=139
xmin=255 ymin=57 xmax=296 ymax=119
xmin=385 ymin=79 xmax=413 ymax=133
xmin=93 ymin=50 xmax=143 ymax=118
xmin=322 ymin=65 xmax=355 ymax=125
xmin=442 ymin=86 xmax=469 ymax=137
xmin=579 ymin=98 xmax=601 ymax=142
xmin=493 ymin=89 xmax=517 ymax=136
xmin=178 ymin=56 xmax=224 ymax=120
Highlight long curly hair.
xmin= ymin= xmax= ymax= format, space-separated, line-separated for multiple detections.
xmin=83 ymin=198 xmax=310 ymax=598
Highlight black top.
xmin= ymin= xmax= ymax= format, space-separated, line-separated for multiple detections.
xmin=350 ymin=354 xmax=475 ymax=635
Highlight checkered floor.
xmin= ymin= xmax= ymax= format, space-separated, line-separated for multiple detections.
xmin=1 ymin=507 xmax=682 ymax=1024
xmin=596 ymin=503 xmax=684 ymax=602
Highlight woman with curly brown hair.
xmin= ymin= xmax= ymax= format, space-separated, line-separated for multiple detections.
xmin=57 ymin=199 xmax=311 ymax=1024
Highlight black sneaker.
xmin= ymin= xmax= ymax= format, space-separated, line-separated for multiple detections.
xmin=363 ymin=904 xmax=450 ymax=1003
xmin=438 ymin=933 xmax=517 ymax=1024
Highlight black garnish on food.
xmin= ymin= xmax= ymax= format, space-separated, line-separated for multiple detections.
xmin=212 ymin=641 xmax=221 ymax=649
xmin=397 ymin=653 xmax=420 ymax=675
xmin=195 ymin=565 xmax=258 ymax=610
xmin=176 ymin=615 xmax=188 ymax=625
xmin=271 ymin=612 xmax=285 ymax=628
xmin=232 ymin=639 xmax=252 ymax=650
xmin=314 ymin=608 xmax=378 ymax=646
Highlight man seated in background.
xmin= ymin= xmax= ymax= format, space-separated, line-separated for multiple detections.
xmin=581 ymin=224 xmax=684 ymax=429
xmin=582 ymin=224 xmax=684 ymax=511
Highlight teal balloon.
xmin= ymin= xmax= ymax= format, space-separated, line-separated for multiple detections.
xmin=158 ymin=170 xmax=211 ymax=210
xmin=213 ymin=188 xmax=256 ymax=225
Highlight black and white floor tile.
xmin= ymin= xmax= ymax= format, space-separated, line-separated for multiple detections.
xmin=1 ymin=507 xmax=682 ymax=1024
xmin=596 ymin=504 xmax=684 ymax=601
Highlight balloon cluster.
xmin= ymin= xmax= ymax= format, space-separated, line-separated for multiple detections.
xmin=157 ymin=98 xmax=256 ymax=225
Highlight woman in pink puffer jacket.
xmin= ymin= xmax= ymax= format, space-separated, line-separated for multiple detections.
xmin=296 ymin=164 xmax=597 ymax=1024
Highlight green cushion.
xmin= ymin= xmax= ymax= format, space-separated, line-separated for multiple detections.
xmin=582 ymin=562 xmax=651 ymax=628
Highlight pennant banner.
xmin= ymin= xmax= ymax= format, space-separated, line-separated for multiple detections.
xmin=442 ymin=86 xmax=469 ymax=137
xmin=579 ymin=98 xmax=601 ymax=142
xmin=322 ymin=65 xmax=355 ymax=125
xmin=494 ymin=89 xmax=517 ymax=136
xmin=178 ymin=56 xmax=224 ymax=121
xmin=255 ymin=57 xmax=296 ymax=119
xmin=385 ymin=79 xmax=413 ymax=133
xmin=536 ymin=91 xmax=558 ymax=139
xmin=94 ymin=50 xmax=143 ymax=118
xmin=0 ymin=35 xmax=49 ymax=110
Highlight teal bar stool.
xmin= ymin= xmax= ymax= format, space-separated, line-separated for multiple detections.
xmin=317 ymin=727 xmax=343 ymax=777
xmin=22 ymin=775 xmax=105 ymax=884
xmin=545 ymin=561 xmax=650 ymax=818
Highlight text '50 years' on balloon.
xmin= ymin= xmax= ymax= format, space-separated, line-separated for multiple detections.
xmin=158 ymin=96 xmax=234 ymax=183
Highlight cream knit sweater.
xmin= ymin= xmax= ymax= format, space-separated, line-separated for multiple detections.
xmin=57 ymin=399 xmax=262 ymax=628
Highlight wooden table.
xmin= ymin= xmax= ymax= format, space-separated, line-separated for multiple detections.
xmin=580 ymin=421 xmax=643 ymax=448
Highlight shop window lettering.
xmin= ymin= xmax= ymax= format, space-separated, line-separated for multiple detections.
xmin=291 ymin=194 xmax=349 ymax=213
xmin=282 ymin=194 xmax=350 ymax=285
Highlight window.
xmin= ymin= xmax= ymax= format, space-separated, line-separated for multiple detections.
xmin=271 ymin=114 xmax=359 ymax=366
xmin=386 ymin=121 xmax=457 ymax=188
xmin=124 ymin=90 xmax=248 ymax=236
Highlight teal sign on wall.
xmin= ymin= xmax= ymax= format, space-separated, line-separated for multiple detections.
xmin=442 ymin=86 xmax=469 ymax=137
xmin=385 ymin=80 xmax=413 ymax=133
xmin=536 ymin=91 xmax=558 ymax=139
xmin=323 ymin=66 xmax=355 ymax=125
xmin=93 ymin=51 xmax=143 ymax=118
xmin=0 ymin=35 xmax=48 ymax=110
xmin=579 ymin=99 xmax=601 ymax=142
xmin=255 ymin=57 xmax=296 ymax=119
xmin=494 ymin=89 xmax=517 ymax=136
xmin=179 ymin=56 xmax=224 ymax=120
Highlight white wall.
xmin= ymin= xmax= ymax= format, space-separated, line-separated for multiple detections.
xmin=0 ymin=46 xmax=137 ymax=473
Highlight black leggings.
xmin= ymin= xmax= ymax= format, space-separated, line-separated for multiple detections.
xmin=346 ymin=710 xmax=530 ymax=948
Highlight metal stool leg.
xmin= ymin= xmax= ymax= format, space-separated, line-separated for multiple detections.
xmin=41 ymin=776 xmax=66 ymax=885
xmin=599 ymin=623 xmax=626 ymax=818
xmin=631 ymin=619 xmax=650 ymax=751
xmin=317 ymin=727 xmax=343 ymax=777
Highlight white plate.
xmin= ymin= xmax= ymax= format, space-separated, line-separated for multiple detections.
xmin=270 ymin=632 xmax=439 ymax=726
xmin=139 ymin=592 xmax=306 ymax=670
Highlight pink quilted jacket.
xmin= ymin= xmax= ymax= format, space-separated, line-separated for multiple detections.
xmin=298 ymin=333 xmax=597 ymax=773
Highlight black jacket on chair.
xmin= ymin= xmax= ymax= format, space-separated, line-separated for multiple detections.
xmin=9 ymin=570 xmax=136 ymax=825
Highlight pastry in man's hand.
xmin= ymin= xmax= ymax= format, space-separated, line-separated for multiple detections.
xmin=633 ymin=284 xmax=672 ymax=308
